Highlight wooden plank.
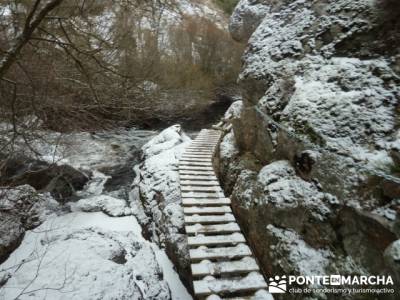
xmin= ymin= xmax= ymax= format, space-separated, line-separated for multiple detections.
xmin=182 ymin=192 xmax=225 ymax=198
xmin=219 ymin=292 xmax=272 ymax=300
xmin=182 ymin=152 xmax=213 ymax=156
xmin=193 ymin=272 xmax=267 ymax=296
xmin=191 ymin=257 xmax=259 ymax=277
xmin=180 ymin=158 xmax=212 ymax=162
xmin=181 ymin=186 xmax=222 ymax=193
xmin=180 ymin=180 xmax=220 ymax=186
xmin=187 ymin=145 xmax=216 ymax=148
xmin=180 ymin=156 xmax=212 ymax=160
xmin=185 ymin=222 xmax=239 ymax=234
xmin=188 ymin=233 xmax=245 ymax=247
xmin=185 ymin=214 xmax=235 ymax=224
xmin=184 ymin=150 xmax=214 ymax=154
xmin=183 ymin=153 xmax=213 ymax=157
xmin=179 ymin=161 xmax=213 ymax=167
xmin=179 ymin=175 xmax=219 ymax=181
xmin=189 ymin=145 xmax=216 ymax=148
xmin=185 ymin=147 xmax=214 ymax=151
xmin=182 ymin=198 xmax=231 ymax=207
xmin=196 ymin=133 xmax=220 ymax=137
xmin=181 ymin=156 xmax=213 ymax=160
xmin=189 ymin=244 xmax=252 ymax=261
xmin=183 ymin=206 xmax=232 ymax=215
xmin=193 ymin=141 xmax=219 ymax=144
xmin=179 ymin=170 xmax=216 ymax=176
xmin=179 ymin=166 xmax=214 ymax=171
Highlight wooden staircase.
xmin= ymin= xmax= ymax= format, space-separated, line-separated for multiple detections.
xmin=179 ymin=129 xmax=270 ymax=299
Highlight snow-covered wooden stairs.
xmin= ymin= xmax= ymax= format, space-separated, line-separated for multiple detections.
xmin=179 ymin=129 xmax=269 ymax=299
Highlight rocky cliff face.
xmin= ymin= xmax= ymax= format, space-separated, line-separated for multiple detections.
xmin=219 ymin=0 xmax=400 ymax=298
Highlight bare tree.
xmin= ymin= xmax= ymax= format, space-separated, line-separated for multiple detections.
xmin=0 ymin=0 xmax=64 ymax=79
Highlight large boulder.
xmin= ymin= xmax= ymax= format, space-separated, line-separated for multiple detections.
xmin=0 ymin=155 xmax=90 ymax=202
xmin=229 ymin=0 xmax=270 ymax=42
xmin=0 ymin=185 xmax=58 ymax=264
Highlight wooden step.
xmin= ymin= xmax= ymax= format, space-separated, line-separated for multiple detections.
xmin=184 ymin=150 xmax=214 ymax=153
xmin=193 ymin=272 xmax=267 ymax=296
xmin=182 ymin=152 xmax=213 ymax=156
xmin=183 ymin=153 xmax=213 ymax=157
xmin=179 ymin=166 xmax=214 ymax=171
xmin=187 ymin=233 xmax=245 ymax=247
xmin=191 ymin=257 xmax=259 ymax=277
xmin=179 ymin=175 xmax=219 ymax=181
xmin=187 ymin=146 xmax=215 ymax=149
xmin=185 ymin=214 xmax=235 ymax=224
xmin=181 ymin=192 xmax=225 ymax=198
xmin=180 ymin=180 xmax=220 ymax=186
xmin=179 ymin=170 xmax=216 ymax=176
xmin=184 ymin=206 xmax=232 ymax=215
xmin=185 ymin=149 xmax=214 ymax=153
xmin=182 ymin=198 xmax=231 ymax=206
xmin=189 ymin=244 xmax=252 ymax=261
xmin=180 ymin=157 xmax=212 ymax=162
xmin=181 ymin=186 xmax=222 ymax=193
xmin=216 ymin=290 xmax=272 ymax=300
xmin=193 ymin=134 xmax=221 ymax=141
xmin=179 ymin=161 xmax=213 ymax=167
xmin=180 ymin=158 xmax=212 ymax=162
xmin=186 ymin=222 xmax=239 ymax=234
xmin=181 ymin=156 xmax=213 ymax=160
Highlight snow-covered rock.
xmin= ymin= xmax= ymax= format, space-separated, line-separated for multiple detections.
xmin=384 ymin=240 xmax=400 ymax=284
xmin=72 ymin=195 xmax=131 ymax=217
xmin=0 ymin=212 xmax=177 ymax=299
xmin=257 ymin=160 xmax=333 ymax=220
xmin=267 ymin=225 xmax=332 ymax=280
xmin=0 ymin=185 xmax=59 ymax=264
xmin=220 ymin=0 xmax=400 ymax=297
xmin=229 ymin=0 xmax=270 ymax=42
xmin=130 ymin=125 xmax=192 ymax=287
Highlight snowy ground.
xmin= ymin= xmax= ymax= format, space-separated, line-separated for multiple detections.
xmin=0 ymin=212 xmax=191 ymax=300
xmin=0 ymin=128 xmax=192 ymax=300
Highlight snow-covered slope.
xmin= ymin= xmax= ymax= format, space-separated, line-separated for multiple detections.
xmin=0 ymin=128 xmax=192 ymax=300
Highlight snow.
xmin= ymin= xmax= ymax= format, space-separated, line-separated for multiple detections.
xmin=0 ymin=212 xmax=191 ymax=300
xmin=34 ymin=128 xmax=156 ymax=171
xmin=153 ymin=248 xmax=192 ymax=300
xmin=72 ymin=195 xmax=131 ymax=217
xmin=267 ymin=224 xmax=332 ymax=284
xmin=0 ymin=125 xmax=193 ymax=299
xmin=229 ymin=0 xmax=270 ymax=42
xmin=134 ymin=125 xmax=191 ymax=247
xmin=129 ymin=125 xmax=194 ymax=292
xmin=230 ymin=0 xmax=400 ymax=205
xmin=220 ymin=131 xmax=239 ymax=160
xmin=142 ymin=125 xmax=191 ymax=157
xmin=257 ymin=161 xmax=333 ymax=220
xmin=224 ymin=100 xmax=243 ymax=120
